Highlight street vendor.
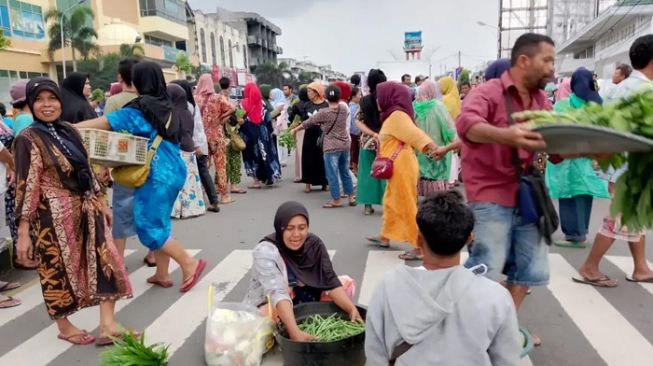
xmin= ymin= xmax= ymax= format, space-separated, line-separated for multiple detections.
xmin=244 ymin=201 xmax=362 ymax=342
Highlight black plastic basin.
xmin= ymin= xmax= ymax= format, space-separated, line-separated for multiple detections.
xmin=275 ymin=302 xmax=367 ymax=366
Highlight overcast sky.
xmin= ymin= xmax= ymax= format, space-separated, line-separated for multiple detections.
xmin=189 ymin=0 xmax=499 ymax=75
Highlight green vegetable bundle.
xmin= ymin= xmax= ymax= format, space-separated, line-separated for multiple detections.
xmin=279 ymin=130 xmax=296 ymax=149
xmin=513 ymin=88 xmax=653 ymax=230
xmin=100 ymin=331 xmax=169 ymax=366
xmin=298 ymin=314 xmax=365 ymax=342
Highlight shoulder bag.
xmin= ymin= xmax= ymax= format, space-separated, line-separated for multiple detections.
xmin=316 ymin=107 xmax=340 ymax=150
xmin=112 ymin=115 xmax=171 ymax=188
xmin=505 ymin=93 xmax=558 ymax=245
xmin=371 ymin=142 xmax=404 ymax=180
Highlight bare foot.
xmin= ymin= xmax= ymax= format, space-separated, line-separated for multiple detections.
xmin=631 ymin=268 xmax=653 ymax=282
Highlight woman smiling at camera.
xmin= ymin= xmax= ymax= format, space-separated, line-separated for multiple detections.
xmin=244 ymin=201 xmax=361 ymax=342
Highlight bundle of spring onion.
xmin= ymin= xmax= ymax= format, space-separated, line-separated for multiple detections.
xmin=100 ymin=332 xmax=169 ymax=366
xmin=513 ymin=88 xmax=653 ymax=231
xmin=297 ymin=314 xmax=365 ymax=342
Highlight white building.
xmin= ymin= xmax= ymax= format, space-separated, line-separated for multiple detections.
xmin=193 ymin=10 xmax=250 ymax=85
xmin=278 ymin=57 xmax=347 ymax=82
xmin=556 ymin=2 xmax=653 ymax=78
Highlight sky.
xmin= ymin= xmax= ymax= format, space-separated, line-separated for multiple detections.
xmin=189 ymin=0 xmax=500 ymax=76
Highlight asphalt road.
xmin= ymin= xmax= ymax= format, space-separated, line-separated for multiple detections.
xmin=1 ymin=160 xmax=652 ymax=366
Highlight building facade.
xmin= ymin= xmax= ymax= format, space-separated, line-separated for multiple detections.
xmin=556 ymin=1 xmax=653 ymax=78
xmin=278 ymin=57 xmax=347 ymax=82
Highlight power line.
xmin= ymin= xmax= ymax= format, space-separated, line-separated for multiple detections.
xmin=581 ymin=0 xmax=643 ymax=46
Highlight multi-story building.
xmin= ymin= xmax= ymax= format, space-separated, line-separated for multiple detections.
xmin=193 ymin=9 xmax=250 ymax=86
xmin=278 ymin=57 xmax=347 ymax=82
xmin=556 ymin=1 xmax=653 ymax=78
xmin=215 ymin=8 xmax=282 ymax=72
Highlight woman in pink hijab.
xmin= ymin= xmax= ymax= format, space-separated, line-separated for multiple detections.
xmin=195 ymin=74 xmax=235 ymax=205
xmin=556 ymin=78 xmax=572 ymax=101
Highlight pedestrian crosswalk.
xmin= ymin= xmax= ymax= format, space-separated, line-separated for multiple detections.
xmin=1 ymin=249 xmax=652 ymax=366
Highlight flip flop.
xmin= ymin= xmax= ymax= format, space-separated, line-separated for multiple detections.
xmin=399 ymin=251 xmax=424 ymax=261
xmin=180 ymin=260 xmax=207 ymax=293
xmin=554 ymin=240 xmax=587 ymax=248
xmin=572 ymin=276 xmax=618 ymax=287
xmin=0 ymin=295 xmax=21 ymax=308
xmin=0 ymin=281 xmax=21 ymax=292
xmin=57 ymin=330 xmax=95 ymax=345
xmin=95 ymin=330 xmax=142 ymax=347
xmin=231 ymin=189 xmax=247 ymax=194
xmin=220 ymin=198 xmax=236 ymax=204
xmin=147 ymin=276 xmax=173 ymax=288
xmin=625 ymin=275 xmax=653 ymax=283
xmin=348 ymin=200 xmax=357 ymax=207
xmin=366 ymin=236 xmax=390 ymax=248
xmin=323 ymin=202 xmax=342 ymax=209
xmin=143 ymin=257 xmax=156 ymax=268
xmin=248 ymin=185 xmax=263 ymax=189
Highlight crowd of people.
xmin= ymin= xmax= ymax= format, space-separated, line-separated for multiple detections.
xmin=0 ymin=30 xmax=651 ymax=365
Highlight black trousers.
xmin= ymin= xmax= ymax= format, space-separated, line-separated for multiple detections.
xmin=197 ymin=154 xmax=219 ymax=205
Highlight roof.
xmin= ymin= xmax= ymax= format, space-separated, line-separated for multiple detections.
xmin=557 ymin=3 xmax=653 ymax=54
xmin=207 ymin=8 xmax=282 ymax=35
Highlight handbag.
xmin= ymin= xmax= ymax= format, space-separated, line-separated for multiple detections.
xmin=316 ymin=108 xmax=340 ymax=150
xmin=505 ymin=94 xmax=559 ymax=245
xmin=226 ymin=124 xmax=246 ymax=152
xmin=112 ymin=115 xmax=170 ymax=188
xmin=371 ymin=142 xmax=404 ymax=180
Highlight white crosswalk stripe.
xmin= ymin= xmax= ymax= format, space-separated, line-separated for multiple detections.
xmin=2 ymin=250 xmax=653 ymax=366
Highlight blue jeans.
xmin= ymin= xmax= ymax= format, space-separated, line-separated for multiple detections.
xmin=464 ymin=203 xmax=549 ymax=287
xmin=559 ymin=195 xmax=593 ymax=242
xmin=323 ymin=150 xmax=354 ymax=200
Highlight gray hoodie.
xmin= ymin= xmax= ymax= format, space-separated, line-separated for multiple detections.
xmin=365 ymin=265 xmax=520 ymax=366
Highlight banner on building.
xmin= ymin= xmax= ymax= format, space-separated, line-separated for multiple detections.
xmin=404 ymin=31 xmax=423 ymax=51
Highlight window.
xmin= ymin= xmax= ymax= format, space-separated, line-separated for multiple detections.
xmin=210 ymin=32 xmax=216 ymax=66
xmin=144 ymin=34 xmax=173 ymax=47
xmin=7 ymin=0 xmax=45 ymax=40
xmin=139 ymin=0 xmax=186 ymax=24
xmin=228 ymin=40 xmax=234 ymax=68
xmin=0 ymin=2 xmax=10 ymax=36
xmin=219 ymin=36 xmax=226 ymax=67
xmin=243 ymin=45 xmax=247 ymax=68
xmin=199 ymin=28 xmax=206 ymax=63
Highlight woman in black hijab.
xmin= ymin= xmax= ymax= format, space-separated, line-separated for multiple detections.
xmin=244 ymin=201 xmax=362 ymax=342
xmin=355 ymin=69 xmax=388 ymax=215
xmin=60 ymin=72 xmax=97 ymax=123
xmin=77 ymin=61 xmax=206 ymax=293
xmin=288 ymin=85 xmax=309 ymax=182
xmin=14 ymin=77 xmax=133 ymax=345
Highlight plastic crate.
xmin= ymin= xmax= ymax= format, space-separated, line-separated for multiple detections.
xmin=80 ymin=128 xmax=148 ymax=167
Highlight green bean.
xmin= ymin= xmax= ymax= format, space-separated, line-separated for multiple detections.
xmin=297 ymin=314 xmax=366 ymax=342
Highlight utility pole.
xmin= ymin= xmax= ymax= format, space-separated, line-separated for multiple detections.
xmin=458 ymin=50 xmax=461 ymax=68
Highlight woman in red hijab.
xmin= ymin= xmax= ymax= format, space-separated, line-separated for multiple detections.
xmin=240 ymin=83 xmax=282 ymax=187
xmin=366 ymin=81 xmax=441 ymax=260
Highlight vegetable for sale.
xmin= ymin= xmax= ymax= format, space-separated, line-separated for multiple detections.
xmin=297 ymin=314 xmax=365 ymax=342
xmin=100 ymin=331 xmax=169 ymax=366
xmin=279 ymin=130 xmax=296 ymax=149
xmin=513 ymin=87 xmax=653 ymax=230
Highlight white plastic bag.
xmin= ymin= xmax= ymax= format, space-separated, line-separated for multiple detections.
xmin=205 ymin=285 xmax=272 ymax=366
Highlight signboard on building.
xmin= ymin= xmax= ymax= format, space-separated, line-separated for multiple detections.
xmin=404 ymin=31 xmax=423 ymax=51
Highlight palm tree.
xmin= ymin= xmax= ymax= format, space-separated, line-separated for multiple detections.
xmin=45 ymin=6 xmax=99 ymax=72
xmin=252 ymin=62 xmax=292 ymax=86
xmin=119 ymin=43 xmax=145 ymax=58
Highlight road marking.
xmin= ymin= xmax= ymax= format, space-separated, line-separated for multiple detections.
xmin=358 ymin=251 xmax=405 ymax=307
xmin=0 ymin=249 xmax=137 ymax=328
xmin=0 ymin=250 xmax=199 ymax=365
xmin=146 ymin=250 xmax=254 ymax=356
xmin=605 ymin=256 xmax=653 ymax=296
xmin=547 ymin=254 xmax=653 ymax=365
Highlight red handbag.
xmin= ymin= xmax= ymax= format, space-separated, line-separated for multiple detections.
xmin=371 ymin=143 xmax=404 ymax=179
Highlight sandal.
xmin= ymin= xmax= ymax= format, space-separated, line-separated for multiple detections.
xmin=180 ymin=260 xmax=207 ymax=293
xmin=147 ymin=276 xmax=173 ymax=288
xmin=366 ymin=236 xmax=390 ymax=248
xmin=572 ymin=276 xmax=618 ymax=287
xmin=57 ymin=330 xmax=95 ymax=345
xmin=0 ymin=280 xmax=21 ymax=292
xmin=626 ymin=275 xmax=653 ymax=283
xmin=399 ymin=250 xmax=424 ymax=261
xmin=364 ymin=206 xmax=375 ymax=215
xmin=231 ymin=188 xmax=247 ymax=194
xmin=0 ymin=295 xmax=21 ymax=308
xmin=248 ymin=185 xmax=263 ymax=190
xmin=95 ymin=330 xmax=142 ymax=347
xmin=220 ymin=198 xmax=236 ymax=204
xmin=323 ymin=202 xmax=342 ymax=209
xmin=554 ymin=240 xmax=587 ymax=249
xmin=348 ymin=199 xmax=357 ymax=207
xmin=143 ymin=256 xmax=156 ymax=268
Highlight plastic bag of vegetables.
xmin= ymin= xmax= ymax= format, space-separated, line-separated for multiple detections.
xmin=205 ymin=285 xmax=273 ymax=366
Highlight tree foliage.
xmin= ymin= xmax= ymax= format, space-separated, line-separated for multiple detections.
xmin=0 ymin=29 xmax=10 ymax=50
xmin=119 ymin=43 xmax=144 ymax=59
xmin=45 ymin=6 xmax=99 ymax=72
xmin=252 ymin=62 xmax=292 ymax=87
xmin=457 ymin=69 xmax=471 ymax=88
xmin=174 ymin=52 xmax=193 ymax=75
xmin=77 ymin=53 xmax=121 ymax=91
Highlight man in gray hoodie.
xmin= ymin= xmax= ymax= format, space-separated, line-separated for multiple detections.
xmin=365 ymin=191 xmax=521 ymax=366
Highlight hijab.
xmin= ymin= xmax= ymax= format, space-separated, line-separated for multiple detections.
xmin=109 ymin=82 xmax=123 ymax=97
xmin=167 ymin=83 xmax=195 ymax=152
xmin=242 ymin=83 xmax=264 ymax=124
xmin=60 ymin=72 xmax=97 ymax=123
xmin=416 ymin=80 xmax=441 ymax=102
xmin=359 ymin=69 xmax=387 ymax=132
xmin=259 ymin=84 xmax=273 ymax=112
xmin=308 ymin=82 xmax=326 ymax=103
xmin=439 ymin=76 xmax=461 ymax=118
xmin=571 ymin=67 xmax=602 ymax=105
xmin=298 ymin=85 xmax=309 ymax=103
xmin=261 ymin=201 xmax=341 ymax=290
xmin=171 ymin=79 xmax=196 ymax=108
xmin=377 ymin=81 xmax=415 ymax=124
xmin=484 ymin=59 xmax=511 ymax=81
xmin=269 ymin=88 xmax=286 ymax=108
xmin=26 ymin=77 xmax=93 ymax=194
xmin=556 ymin=78 xmax=572 ymax=101
xmin=195 ymin=74 xmax=216 ymax=99
xmin=334 ymin=81 xmax=352 ymax=102
xmin=125 ymin=61 xmax=180 ymax=143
